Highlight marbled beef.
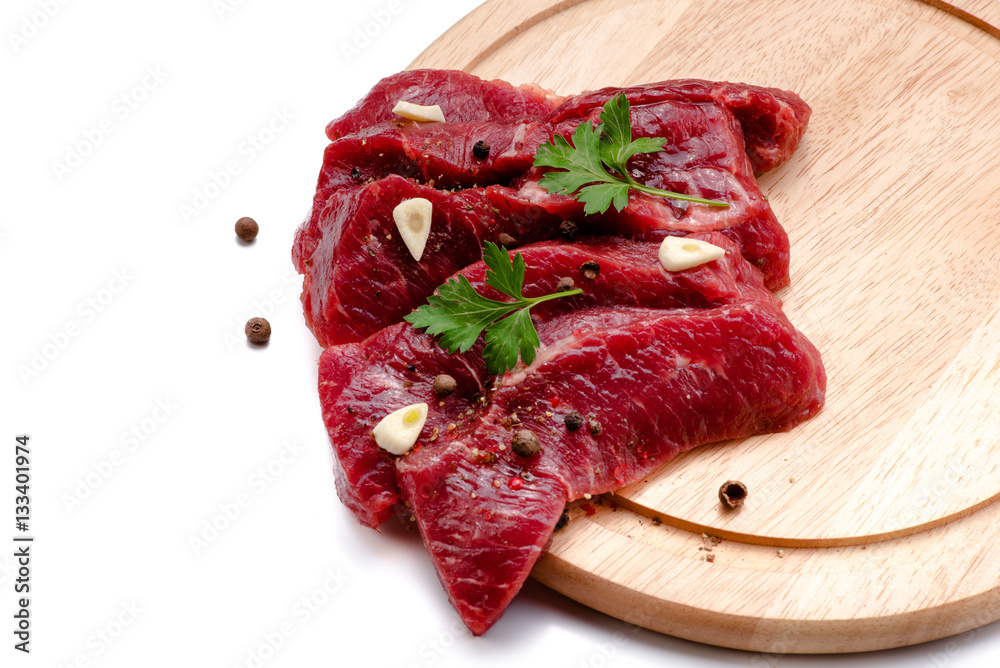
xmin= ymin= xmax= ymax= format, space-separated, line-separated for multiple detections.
xmin=319 ymin=234 xmax=824 ymax=633
xmin=294 ymin=74 xmax=809 ymax=345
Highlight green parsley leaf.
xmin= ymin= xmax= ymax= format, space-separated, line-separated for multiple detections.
xmin=403 ymin=274 xmax=521 ymax=354
xmin=535 ymin=122 xmax=615 ymax=210
xmin=533 ymin=93 xmax=729 ymax=214
xmin=404 ymin=242 xmax=583 ymax=375
xmin=483 ymin=241 xmax=526 ymax=299
xmin=598 ymin=93 xmax=665 ymax=170
xmin=484 ymin=308 xmax=539 ymax=375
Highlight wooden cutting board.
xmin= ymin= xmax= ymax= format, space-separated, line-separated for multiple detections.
xmin=410 ymin=0 xmax=1000 ymax=653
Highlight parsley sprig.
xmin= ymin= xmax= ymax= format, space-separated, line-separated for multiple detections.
xmin=404 ymin=242 xmax=582 ymax=375
xmin=533 ymin=94 xmax=729 ymax=214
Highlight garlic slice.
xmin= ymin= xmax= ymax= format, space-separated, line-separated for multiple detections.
xmin=393 ymin=198 xmax=433 ymax=261
xmin=372 ymin=403 xmax=428 ymax=455
xmin=391 ymin=100 xmax=446 ymax=123
xmin=658 ymin=236 xmax=726 ymax=272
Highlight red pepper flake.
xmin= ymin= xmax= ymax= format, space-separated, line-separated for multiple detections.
xmin=550 ymin=396 xmax=561 ymax=408
xmin=507 ymin=477 xmax=523 ymax=491
xmin=582 ymin=503 xmax=596 ymax=516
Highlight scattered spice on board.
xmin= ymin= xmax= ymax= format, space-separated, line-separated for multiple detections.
xmin=719 ymin=480 xmax=748 ymax=509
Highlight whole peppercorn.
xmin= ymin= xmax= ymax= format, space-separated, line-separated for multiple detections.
xmin=497 ymin=233 xmax=518 ymax=249
xmin=719 ymin=480 xmax=748 ymax=509
xmin=564 ymin=411 xmax=584 ymax=431
xmin=245 ymin=317 xmax=271 ymax=344
xmin=511 ymin=429 xmax=541 ymax=457
xmin=555 ymin=277 xmax=575 ymax=293
xmin=472 ymin=140 xmax=491 ymax=159
xmin=235 ymin=217 xmax=259 ymax=242
xmin=559 ymin=220 xmax=578 ymax=239
xmin=580 ymin=260 xmax=601 ymax=280
xmin=588 ymin=419 xmax=603 ymax=436
xmin=432 ymin=374 xmax=458 ymax=397
xmin=554 ymin=510 xmax=570 ymax=531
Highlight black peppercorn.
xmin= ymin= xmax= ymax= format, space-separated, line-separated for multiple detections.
xmin=245 ymin=317 xmax=271 ymax=344
xmin=350 ymin=167 xmax=362 ymax=181
xmin=554 ymin=511 xmax=570 ymax=531
xmin=580 ymin=260 xmax=601 ymax=280
xmin=432 ymin=374 xmax=457 ymax=397
xmin=511 ymin=429 xmax=541 ymax=457
xmin=564 ymin=412 xmax=584 ymax=431
xmin=588 ymin=419 xmax=603 ymax=436
xmin=556 ymin=277 xmax=575 ymax=292
xmin=558 ymin=220 xmax=578 ymax=239
xmin=472 ymin=140 xmax=490 ymax=159
xmin=497 ymin=233 xmax=518 ymax=249
xmin=235 ymin=217 xmax=259 ymax=242
xmin=719 ymin=480 xmax=748 ymax=509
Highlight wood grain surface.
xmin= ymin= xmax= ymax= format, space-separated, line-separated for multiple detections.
xmin=410 ymin=0 xmax=1000 ymax=652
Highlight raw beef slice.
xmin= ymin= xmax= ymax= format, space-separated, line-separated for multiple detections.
xmin=397 ymin=300 xmax=824 ymax=634
xmin=325 ymin=69 xmax=563 ymax=141
xmin=299 ymin=70 xmax=822 ymax=637
xmin=295 ymin=88 xmax=801 ymax=346
xmin=319 ymin=233 xmax=762 ymax=527
xmin=318 ymin=235 xmax=825 ymax=634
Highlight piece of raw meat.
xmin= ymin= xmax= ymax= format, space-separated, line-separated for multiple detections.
xmin=299 ymin=71 xmax=822 ymax=637
xmin=293 ymin=175 xmax=509 ymax=347
xmin=495 ymin=90 xmax=792 ymax=289
xmin=318 ymin=236 xmax=825 ymax=633
xmin=547 ymin=78 xmax=811 ymax=174
xmin=325 ymin=69 xmax=563 ymax=141
xmin=396 ymin=296 xmax=824 ymax=634
xmin=317 ymin=233 xmax=760 ymax=527
xmin=295 ymin=92 xmax=796 ymax=346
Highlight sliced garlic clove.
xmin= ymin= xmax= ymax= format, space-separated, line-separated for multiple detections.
xmin=658 ymin=236 xmax=726 ymax=272
xmin=392 ymin=100 xmax=446 ymax=123
xmin=372 ymin=402 xmax=428 ymax=455
xmin=393 ymin=198 xmax=433 ymax=261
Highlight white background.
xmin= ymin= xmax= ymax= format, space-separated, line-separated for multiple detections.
xmin=3 ymin=0 xmax=1000 ymax=666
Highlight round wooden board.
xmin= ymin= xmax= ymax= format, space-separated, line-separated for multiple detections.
xmin=410 ymin=0 xmax=1000 ymax=653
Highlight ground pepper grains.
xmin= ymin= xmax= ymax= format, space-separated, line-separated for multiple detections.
xmin=235 ymin=217 xmax=259 ymax=242
xmin=559 ymin=220 xmax=578 ymax=239
xmin=580 ymin=260 xmax=601 ymax=280
xmin=245 ymin=317 xmax=271 ymax=344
